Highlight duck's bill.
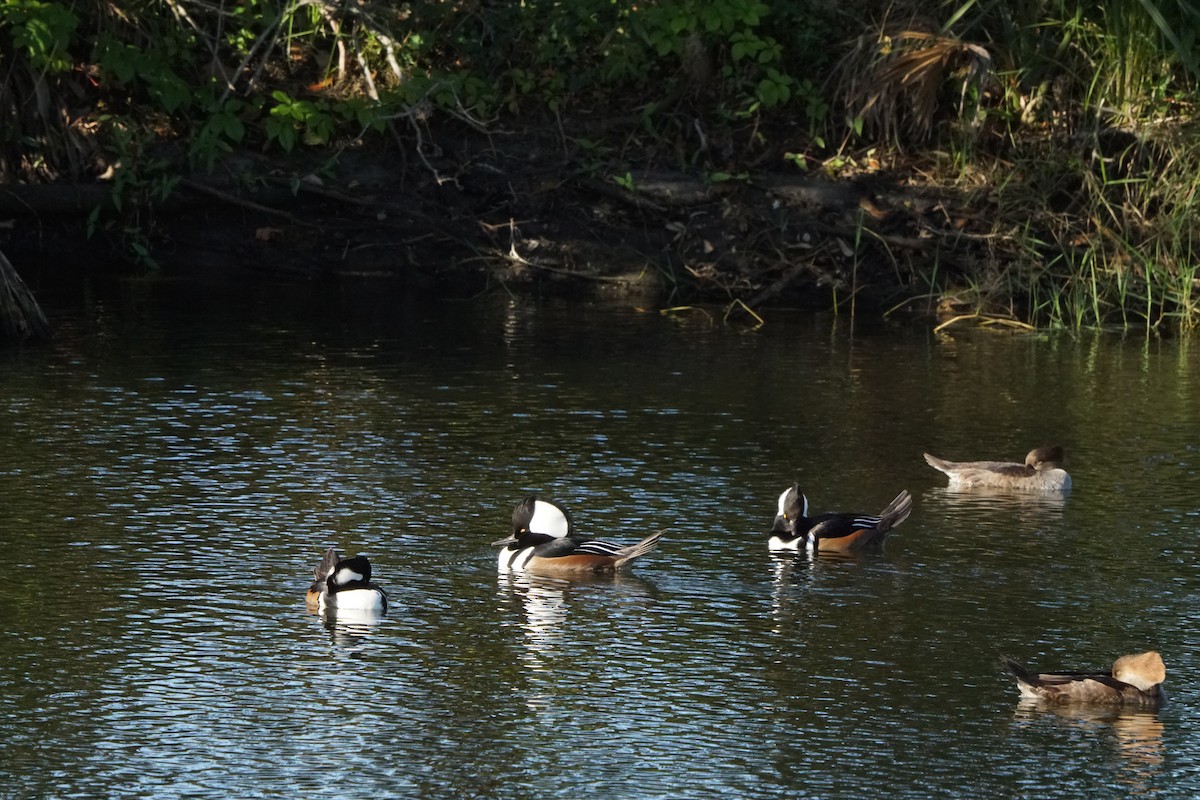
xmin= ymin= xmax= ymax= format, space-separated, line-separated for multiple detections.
xmin=491 ymin=535 xmax=519 ymax=547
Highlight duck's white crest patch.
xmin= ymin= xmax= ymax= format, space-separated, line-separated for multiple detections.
xmin=776 ymin=488 xmax=792 ymax=517
xmin=528 ymin=500 xmax=569 ymax=538
xmin=332 ymin=565 xmax=366 ymax=586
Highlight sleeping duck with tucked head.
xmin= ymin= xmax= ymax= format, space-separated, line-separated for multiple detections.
xmin=1002 ymin=651 xmax=1166 ymax=708
xmin=494 ymin=495 xmax=664 ymax=576
xmin=305 ymin=546 xmax=388 ymax=615
xmin=924 ymin=446 xmax=1071 ymax=492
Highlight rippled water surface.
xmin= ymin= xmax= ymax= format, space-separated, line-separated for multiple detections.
xmin=2 ymin=277 xmax=1199 ymax=799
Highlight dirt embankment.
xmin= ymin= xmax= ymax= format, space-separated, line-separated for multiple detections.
xmin=1 ymin=130 xmax=982 ymax=317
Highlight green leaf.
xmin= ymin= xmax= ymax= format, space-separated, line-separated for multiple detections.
xmin=148 ymin=72 xmax=191 ymax=112
xmin=265 ymin=118 xmax=297 ymax=152
xmin=220 ymin=114 xmax=244 ymax=141
xmin=5 ymin=0 xmax=78 ymax=72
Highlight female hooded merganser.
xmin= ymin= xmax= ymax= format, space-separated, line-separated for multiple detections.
xmin=768 ymin=485 xmax=913 ymax=553
xmin=924 ymin=446 xmax=1071 ymax=492
xmin=306 ymin=547 xmax=388 ymax=615
xmin=1003 ymin=651 xmax=1166 ymax=707
xmin=494 ymin=495 xmax=664 ymax=576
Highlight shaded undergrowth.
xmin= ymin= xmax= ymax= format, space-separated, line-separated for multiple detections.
xmin=1 ymin=0 xmax=1200 ymax=331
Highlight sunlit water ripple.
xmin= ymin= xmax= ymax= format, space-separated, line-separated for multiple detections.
xmin=1 ymin=280 xmax=1199 ymax=798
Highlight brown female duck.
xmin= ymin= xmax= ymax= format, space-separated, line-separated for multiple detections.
xmin=1003 ymin=651 xmax=1166 ymax=707
xmin=924 ymin=446 xmax=1071 ymax=492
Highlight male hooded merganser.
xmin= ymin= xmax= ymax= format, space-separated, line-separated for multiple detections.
xmin=924 ymin=446 xmax=1071 ymax=491
xmin=494 ymin=495 xmax=664 ymax=576
xmin=1002 ymin=651 xmax=1166 ymax=707
xmin=306 ymin=547 xmax=388 ymax=614
xmin=768 ymin=485 xmax=913 ymax=552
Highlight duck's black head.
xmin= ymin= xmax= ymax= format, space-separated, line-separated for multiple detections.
xmin=326 ymin=555 xmax=373 ymax=592
xmin=772 ymin=484 xmax=808 ymax=535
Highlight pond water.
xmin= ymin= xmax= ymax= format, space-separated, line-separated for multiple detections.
xmin=1 ymin=276 xmax=1198 ymax=799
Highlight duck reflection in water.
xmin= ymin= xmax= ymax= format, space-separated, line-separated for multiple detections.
xmin=1012 ymin=700 xmax=1165 ymax=792
xmin=768 ymin=555 xmax=803 ymax=629
xmin=924 ymin=483 xmax=1068 ymax=514
xmin=320 ymin=614 xmax=385 ymax=649
xmin=767 ymin=546 xmax=872 ymax=632
xmin=497 ymin=572 xmax=570 ymax=664
xmin=497 ymin=570 xmax=657 ymax=709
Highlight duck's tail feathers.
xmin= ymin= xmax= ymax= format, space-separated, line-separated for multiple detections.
xmin=877 ymin=490 xmax=913 ymax=533
xmin=614 ymin=529 xmax=667 ymax=568
xmin=1000 ymin=655 xmax=1036 ymax=685
xmin=1001 ymin=655 xmax=1048 ymax=700
xmin=923 ymin=453 xmax=952 ymax=474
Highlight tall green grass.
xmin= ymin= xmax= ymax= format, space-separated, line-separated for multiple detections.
xmin=878 ymin=0 xmax=1200 ymax=331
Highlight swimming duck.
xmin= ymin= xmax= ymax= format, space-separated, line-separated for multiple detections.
xmin=924 ymin=446 xmax=1071 ymax=491
xmin=768 ymin=486 xmax=913 ymax=552
xmin=494 ymin=495 xmax=664 ymax=576
xmin=1003 ymin=651 xmax=1166 ymax=707
xmin=306 ymin=547 xmax=388 ymax=614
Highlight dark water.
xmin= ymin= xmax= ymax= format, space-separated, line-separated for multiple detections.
xmin=1 ymin=277 xmax=1198 ymax=799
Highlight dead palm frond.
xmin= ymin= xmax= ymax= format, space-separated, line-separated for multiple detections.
xmin=840 ymin=28 xmax=994 ymax=145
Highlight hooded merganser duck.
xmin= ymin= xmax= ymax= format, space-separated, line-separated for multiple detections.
xmin=494 ymin=495 xmax=664 ymax=576
xmin=768 ymin=485 xmax=913 ymax=553
xmin=924 ymin=446 xmax=1071 ymax=491
xmin=306 ymin=547 xmax=388 ymax=615
xmin=1003 ymin=651 xmax=1166 ymax=707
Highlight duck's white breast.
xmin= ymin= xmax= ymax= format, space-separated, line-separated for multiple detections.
xmin=320 ymin=588 xmax=386 ymax=614
xmin=498 ymin=547 xmax=535 ymax=572
xmin=767 ymin=536 xmax=801 ymax=552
